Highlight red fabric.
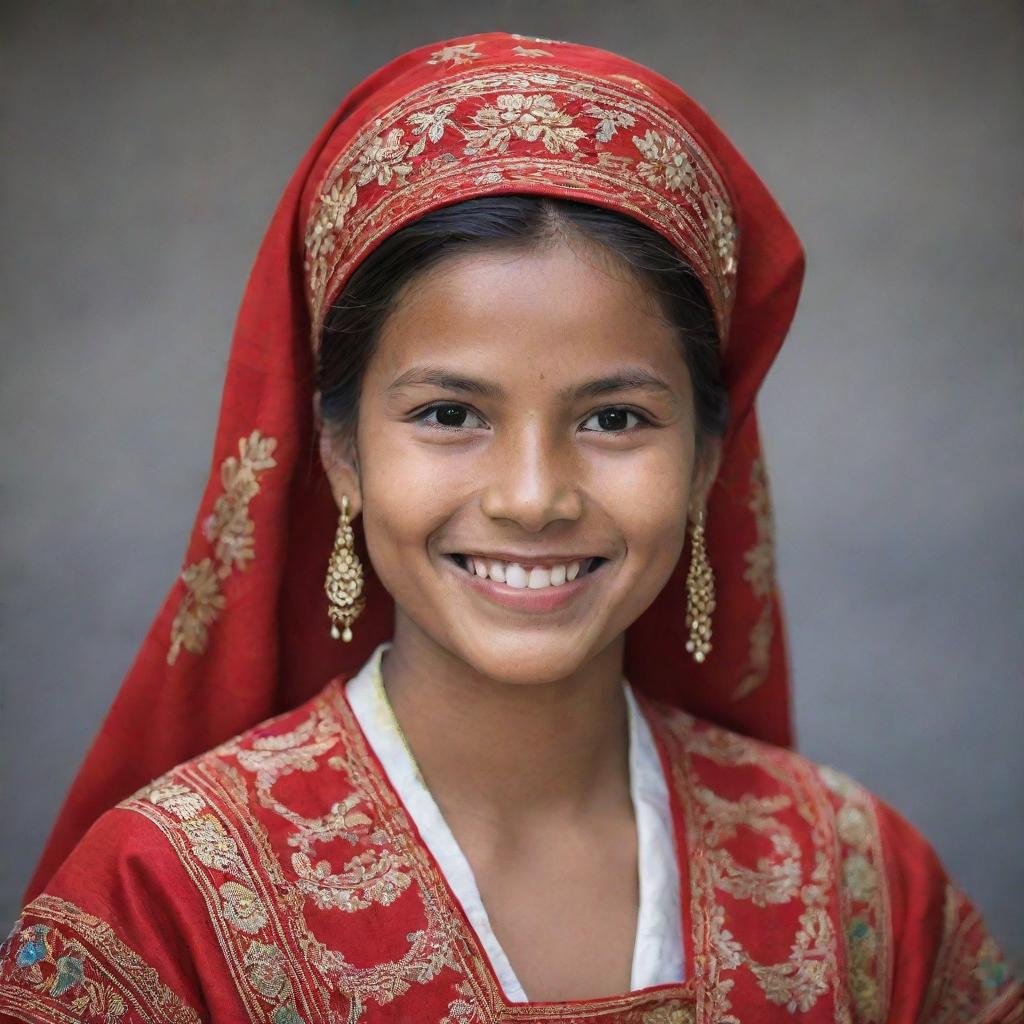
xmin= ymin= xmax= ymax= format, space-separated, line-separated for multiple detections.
xmin=2 ymin=682 xmax=1019 ymax=1021
xmin=25 ymin=30 xmax=805 ymax=905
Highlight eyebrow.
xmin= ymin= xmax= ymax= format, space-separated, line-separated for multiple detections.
xmin=387 ymin=365 xmax=677 ymax=402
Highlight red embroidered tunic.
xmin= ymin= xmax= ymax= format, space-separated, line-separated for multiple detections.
xmin=2 ymin=675 xmax=1019 ymax=1023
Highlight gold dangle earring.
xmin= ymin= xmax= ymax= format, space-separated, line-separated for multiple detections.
xmin=325 ymin=495 xmax=365 ymax=642
xmin=685 ymin=507 xmax=715 ymax=663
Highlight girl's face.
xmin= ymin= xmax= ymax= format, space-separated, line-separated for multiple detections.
xmin=321 ymin=236 xmax=719 ymax=686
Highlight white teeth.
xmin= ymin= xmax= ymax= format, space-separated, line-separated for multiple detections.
xmin=504 ymin=564 xmax=528 ymax=589
xmin=457 ymin=555 xmax=597 ymax=589
xmin=527 ymin=566 xmax=551 ymax=589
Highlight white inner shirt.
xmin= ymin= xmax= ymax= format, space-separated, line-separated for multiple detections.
xmin=344 ymin=641 xmax=685 ymax=1001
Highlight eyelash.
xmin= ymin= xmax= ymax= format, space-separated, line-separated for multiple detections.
xmin=412 ymin=402 xmax=653 ymax=434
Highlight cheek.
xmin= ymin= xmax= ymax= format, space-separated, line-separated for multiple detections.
xmin=601 ymin=446 xmax=693 ymax=589
xmin=598 ymin=436 xmax=693 ymax=514
xmin=622 ymin=477 xmax=690 ymax=564
xmin=356 ymin=424 xmax=466 ymax=568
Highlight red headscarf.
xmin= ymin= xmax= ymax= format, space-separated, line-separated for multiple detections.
xmin=25 ymin=30 xmax=804 ymax=903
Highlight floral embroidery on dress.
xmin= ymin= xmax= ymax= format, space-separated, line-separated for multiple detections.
xmin=120 ymin=687 xmax=703 ymax=1022
xmin=219 ymin=881 xmax=270 ymax=934
xmin=820 ymin=764 xmax=889 ymax=1024
xmin=919 ymin=885 xmax=1021 ymax=1024
xmin=167 ymin=430 xmax=277 ymax=665
xmin=641 ymin=1003 xmax=696 ymax=1024
xmin=661 ymin=713 xmax=848 ymax=1022
xmin=126 ymin=697 xmax=455 ymax=1020
xmin=130 ymin=772 xmax=311 ymax=1023
xmin=147 ymin=780 xmax=206 ymax=819
xmin=0 ymin=896 xmax=201 ymax=1023
xmin=181 ymin=812 xmax=245 ymax=873
xmin=106 ymin=680 xmax=1024 ymax=1022
xmin=292 ymin=848 xmax=412 ymax=912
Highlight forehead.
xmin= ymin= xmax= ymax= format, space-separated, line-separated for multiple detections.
xmin=370 ymin=240 xmax=688 ymax=385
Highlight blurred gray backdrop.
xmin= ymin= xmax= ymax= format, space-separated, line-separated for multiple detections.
xmin=2 ymin=2 xmax=1022 ymax=958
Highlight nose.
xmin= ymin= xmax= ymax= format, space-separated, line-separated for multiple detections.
xmin=479 ymin=418 xmax=583 ymax=531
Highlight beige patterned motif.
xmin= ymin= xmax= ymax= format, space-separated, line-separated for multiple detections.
xmin=167 ymin=430 xmax=278 ymax=665
xmin=819 ymin=765 xmax=891 ymax=1023
xmin=656 ymin=712 xmax=852 ymax=1023
xmin=633 ymin=129 xmax=697 ymax=192
xmin=130 ymin=770 xmax=313 ymax=1022
xmin=428 ymin=43 xmax=484 ymax=66
xmin=0 ymin=895 xmax=201 ymax=1023
xmin=126 ymin=696 xmax=457 ymax=1022
xmin=734 ymin=457 xmax=777 ymax=701
xmin=919 ymin=886 xmax=1022 ymax=1024
xmin=51 ymin=675 xmax=1012 ymax=1022
xmin=464 ymin=93 xmax=588 ymax=155
xmin=119 ymin=685 xmax=700 ymax=1022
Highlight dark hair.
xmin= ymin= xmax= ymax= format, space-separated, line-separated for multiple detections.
xmin=317 ymin=195 xmax=728 ymax=464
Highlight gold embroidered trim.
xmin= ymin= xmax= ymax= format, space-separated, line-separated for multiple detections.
xmin=303 ymin=57 xmax=738 ymax=344
xmin=734 ymin=456 xmax=776 ymax=701
xmin=126 ymin=687 xmax=699 ymax=1023
xmin=167 ymin=430 xmax=278 ymax=665
xmin=128 ymin=701 xmax=455 ymax=1021
xmin=0 ymin=894 xmax=201 ymax=1023
xmin=818 ymin=766 xmax=892 ymax=1023
xmin=656 ymin=711 xmax=849 ymax=1023
xmin=130 ymin=772 xmax=315 ymax=1023
xmin=919 ymin=885 xmax=1022 ymax=1024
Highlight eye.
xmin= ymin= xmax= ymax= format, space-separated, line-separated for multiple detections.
xmin=413 ymin=402 xmax=488 ymax=431
xmin=580 ymin=407 xmax=651 ymax=433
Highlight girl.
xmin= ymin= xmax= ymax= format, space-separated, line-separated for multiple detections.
xmin=2 ymin=30 xmax=1018 ymax=1024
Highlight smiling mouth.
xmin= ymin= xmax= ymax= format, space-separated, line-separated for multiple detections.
xmin=446 ymin=553 xmax=607 ymax=588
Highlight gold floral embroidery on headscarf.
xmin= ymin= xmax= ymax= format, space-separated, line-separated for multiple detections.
xmin=427 ymin=43 xmax=482 ymax=66
xmin=464 ymin=94 xmax=587 ymax=156
xmin=168 ymin=431 xmax=278 ymax=665
xmin=734 ymin=458 xmax=776 ymax=701
xmin=303 ymin=62 xmax=739 ymax=344
xmin=511 ymin=45 xmax=553 ymax=58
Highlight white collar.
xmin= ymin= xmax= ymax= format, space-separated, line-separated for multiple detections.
xmin=344 ymin=641 xmax=684 ymax=1000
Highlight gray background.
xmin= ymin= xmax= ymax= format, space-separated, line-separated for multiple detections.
xmin=2 ymin=2 xmax=1022 ymax=959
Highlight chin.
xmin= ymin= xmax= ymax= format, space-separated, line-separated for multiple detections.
xmin=449 ymin=627 xmax=614 ymax=688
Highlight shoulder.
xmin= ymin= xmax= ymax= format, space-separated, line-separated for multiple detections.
xmin=0 ymin=678 xmax=363 ymax=1023
xmin=1 ymin=804 xmax=209 ymax=1021
xmin=641 ymin=691 xmax=877 ymax=819
xmin=122 ymin=673 xmax=356 ymax=831
xmin=109 ymin=674 xmax=368 ymax=922
xmin=641 ymin=696 xmax=1022 ymax=1024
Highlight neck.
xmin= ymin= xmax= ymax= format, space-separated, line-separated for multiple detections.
xmin=379 ymin=616 xmax=632 ymax=834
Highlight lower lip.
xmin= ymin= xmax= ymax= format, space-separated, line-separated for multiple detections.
xmin=444 ymin=557 xmax=606 ymax=612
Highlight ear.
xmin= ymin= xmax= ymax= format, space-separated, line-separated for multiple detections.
xmin=690 ymin=436 xmax=723 ymax=517
xmin=315 ymin=392 xmax=363 ymax=519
